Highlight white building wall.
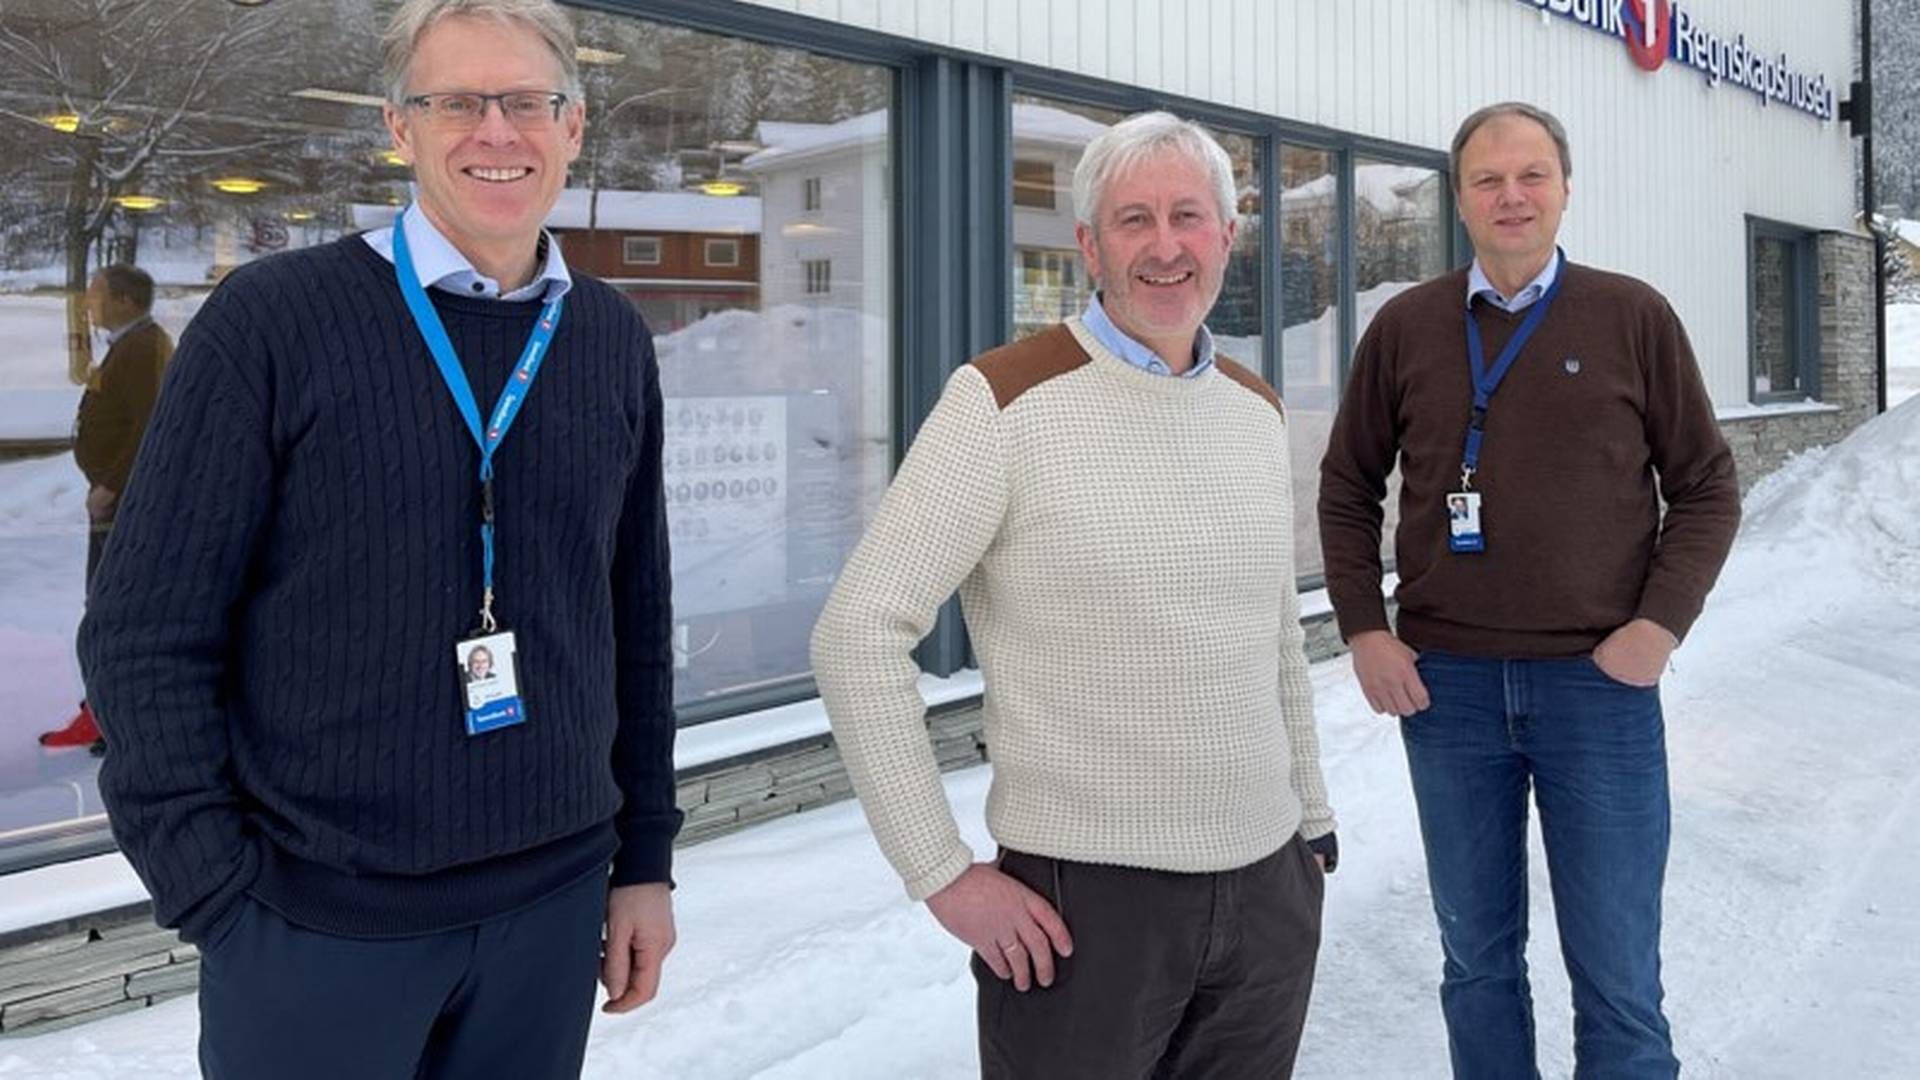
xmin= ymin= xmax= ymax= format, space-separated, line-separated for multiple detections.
xmin=732 ymin=0 xmax=1859 ymax=409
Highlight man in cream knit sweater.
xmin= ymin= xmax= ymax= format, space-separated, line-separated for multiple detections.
xmin=812 ymin=111 xmax=1337 ymax=1079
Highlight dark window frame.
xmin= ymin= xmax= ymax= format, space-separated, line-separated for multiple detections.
xmin=1010 ymin=157 xmax=1057 ymax=209
xmin=803 ymin=257 xmax=832 ymax=294
xmin=1746 ymin=215 xmax=1822 ymax=404
xmin=622 ymin=234 xmax=662 ymax=265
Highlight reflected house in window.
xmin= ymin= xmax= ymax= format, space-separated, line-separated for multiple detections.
xmin=543 ymin=190 xmax=761 ymax=335
xmin=348 ymin=195 xmax=762 ymax=339
xmin=1007 ymin=104 xmax=1111 ymax=339
xmin=736 ymin=110 xmax=892 ymax=310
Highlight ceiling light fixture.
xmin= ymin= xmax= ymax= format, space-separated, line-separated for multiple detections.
xmin=42 ymin=114 xmax=81 ymax=133
xmin=113 ymin=195 xmax=164 ymax=211
xmin=290 ymin=88 xmax=388 ymax=109
xmin=212 ymin=177 xmax=267 ymax=195
xmin=698 ymin=181 xmax=744 ymax=197
xmin=575 ymin=46 xmax=626 ymax=66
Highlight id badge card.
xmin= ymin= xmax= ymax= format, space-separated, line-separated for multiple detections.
xmin=456 ymin=630 xmax=526 ymax=735
xmin=1447 ymin=491 xmax=1485 ymax=553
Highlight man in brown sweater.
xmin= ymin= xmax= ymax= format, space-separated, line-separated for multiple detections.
xmin=1318 ymin=103 xmax=1739 ymax=1079
xmin=39 ymin=263 xmax=171 ymax=753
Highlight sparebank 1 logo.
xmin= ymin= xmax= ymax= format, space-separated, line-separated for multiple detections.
xmin=1619 ymin=0 xmax=1672 ymax=72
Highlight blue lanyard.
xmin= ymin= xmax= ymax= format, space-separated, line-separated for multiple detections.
xmin=392 ymin=208 xmax=565 ymax=630
xmin=1459 ymin=255 xmax=1564 ymax=489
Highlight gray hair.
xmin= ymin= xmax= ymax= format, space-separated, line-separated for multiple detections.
xmin=1449 ymin=102 xmax=1572 ymax=190
xmin=382 ymin=0 xmax=583 ymax=104
xmin=1071 ymin=111 xmax=1238 ymax=229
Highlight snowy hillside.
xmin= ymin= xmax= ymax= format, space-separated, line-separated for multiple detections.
xmin=7 ymin=403 xmax=1920 ymax=1078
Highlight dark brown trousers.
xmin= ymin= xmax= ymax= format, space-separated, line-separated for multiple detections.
xmin=974 ymin=835 xmax=1325 ymax=1079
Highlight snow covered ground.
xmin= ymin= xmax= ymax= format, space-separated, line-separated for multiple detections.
xmin=6 ymin=397 xmax=1919 ymax=1076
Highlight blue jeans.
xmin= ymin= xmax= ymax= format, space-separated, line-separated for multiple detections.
xmin=1400 ymin=652 xmax=1678 ymax=1080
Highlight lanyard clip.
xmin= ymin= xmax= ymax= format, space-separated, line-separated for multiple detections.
xmin=479 ymin=587 xmax=497 ymax=633
xmin=1459 ymin=464 xmax=1476 ymax=492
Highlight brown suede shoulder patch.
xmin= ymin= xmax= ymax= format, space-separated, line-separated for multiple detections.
xmin=969 ymin=324 xmax=1093 ymax=410
xmin=1215 ymin=357 xmax=1286 ymax=422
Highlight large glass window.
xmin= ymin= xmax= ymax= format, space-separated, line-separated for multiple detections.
xmin=1748 ymin=219 xmax=1818 ymax=403
xmin=1279 ymin=146 xmax=1341 ymax=577
xmin=1008 ymin=94 xmax=1262 ymax=369
xmin=1353 ymin=157 xmax=1449 ymax=342
xmin=0 ymin=0 xmax=894 ymax=865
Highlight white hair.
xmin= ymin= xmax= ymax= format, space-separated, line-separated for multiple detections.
xmin=382 ymin=0 xmax=583 ymax=104
xmin=1071 ymin=111 xmax=1238 ymax=228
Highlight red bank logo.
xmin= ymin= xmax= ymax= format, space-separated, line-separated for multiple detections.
xmin=1620 ymin=0 xmax=1671 ymax=72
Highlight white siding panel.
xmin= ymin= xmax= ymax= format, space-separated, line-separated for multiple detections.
xmin=985 ymin=0 xmax=1020 ymax=59
xmin=1253 ymin=0 xmax=1278 ymax=115
xmin=876 ymin=0 xmax=916 ymax=36
xmin=908 ymin=0 xmax=953 ymax=45
xmin=1018 ymin=0 xmax=1052 ymax=68
xmin=1050 ymin=0 xmax=1079 ymax=75
xmin=1160 ymin=2 xmax=1190 ymax=99
xmin=835 ymin=0 xmax=880 ymax=30
xmin=948 ymin=0 xmax=988 ymax=51
xmin=1078 ymin=0 xmax=1111 ymax=80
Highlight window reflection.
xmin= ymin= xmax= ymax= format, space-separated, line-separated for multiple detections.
xmin=0 ymin=1 xmax=896 ymax=865
xmin=1280 ymin=147 xmax=1341 ymax=578
xmin=1353 ymin=157 xmax=1449 ymax=340
xmin=1009 ymin=95 xmax=1263 ymax=369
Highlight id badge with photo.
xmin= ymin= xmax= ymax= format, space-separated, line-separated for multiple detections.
xmin=1446 ymin=491 xmax=1485 ymax=553
xmin=455 ymin=629 xmax=526 ymax=735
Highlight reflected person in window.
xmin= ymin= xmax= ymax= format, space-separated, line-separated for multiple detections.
xmin=77 ymin=2 xmax=679 ymax=1078
xmin=1318 ymin=102 xmax=1740 ymax=1079
xmin=813 ymin=111 xmax=1336 ymax=1079
xmin=38 ymin=264 xmax=172 ymax=755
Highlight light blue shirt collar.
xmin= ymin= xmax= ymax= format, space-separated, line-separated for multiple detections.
xmin=1466 ymin=249 xmax=1561 ymax=314
xmin=1079 ymin=293 xmax=1215 ymax=378
xmin=364 ymin=204 xmax=571 ymax=303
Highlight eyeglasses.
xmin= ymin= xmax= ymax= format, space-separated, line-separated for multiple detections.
xmin=403 ymin=91 xmax=571 ymax=131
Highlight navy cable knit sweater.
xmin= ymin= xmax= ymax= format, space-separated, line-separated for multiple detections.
xmin=79 ymin=236 xmax=681 ymax=942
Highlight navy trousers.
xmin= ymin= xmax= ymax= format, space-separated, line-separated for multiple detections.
xmin=197 ymin=865 xmax=607 ymax=1080
xmin=1401 ymin=652 xmax=1679 ymax=1080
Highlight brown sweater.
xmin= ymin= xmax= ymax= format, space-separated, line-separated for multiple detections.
xmin=1318 ymin=263 xmax=1740 ymax=657
xmin=74 ymin=319 xmax=172 ymax=501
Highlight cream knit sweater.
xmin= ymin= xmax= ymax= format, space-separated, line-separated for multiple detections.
xmin=811 ymin=319 xmax=1333 ymax=901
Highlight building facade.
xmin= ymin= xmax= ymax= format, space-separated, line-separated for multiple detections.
xmin=0 ymin=0 xmax=1874 ymax=1033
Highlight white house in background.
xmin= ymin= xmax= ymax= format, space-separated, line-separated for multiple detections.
xmin=1007 ymin=104 xmax=1110 ymax=337
xmin=738 ymin=109 xmax=892 ymax=316
xmin=740 ymin=102 xmax=1108 ymax=336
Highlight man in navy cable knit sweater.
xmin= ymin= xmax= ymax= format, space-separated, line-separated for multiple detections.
xmin=77 ymin=2 xmax=679 ymax=1076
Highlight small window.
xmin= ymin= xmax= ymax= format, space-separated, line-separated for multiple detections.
xmin=1012 ymin=158 xmax=1055 ymax=210
xmin=1748 ymin=218 xmax=1819 ymax=403
xmin=623 ymin=236 xmax=661 ymax=266
xmin=704 ymin=237 xmax=740 ymax=267
xmin=802 ymin=176 xmax=822 ymax=212
xmin=803 ymin=258 xmax=832 ymax=295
